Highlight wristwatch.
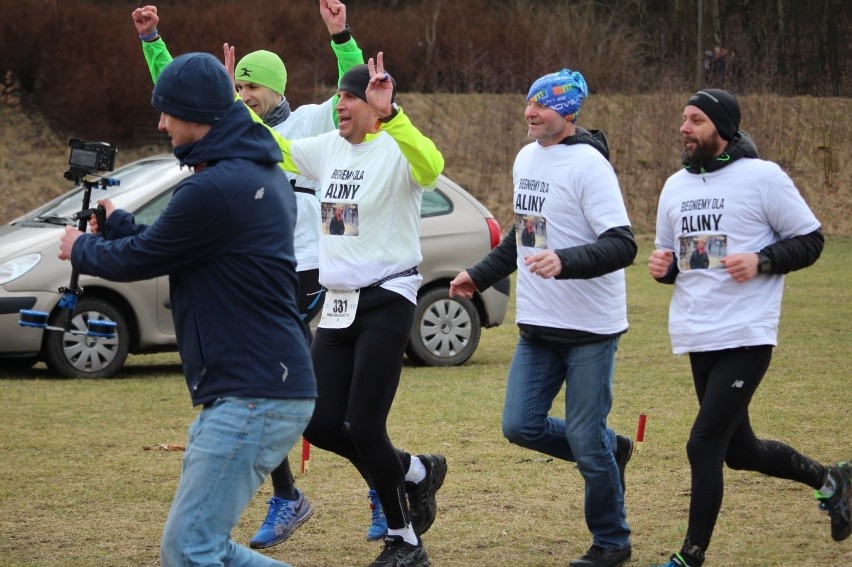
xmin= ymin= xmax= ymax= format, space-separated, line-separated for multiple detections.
xmin=756 ymin=252 xmax=773 ymax=274
xmin=330 ymin=24 xmax=352 ymax=44
xmin=379 ymin=103 xmax=399 ymax=123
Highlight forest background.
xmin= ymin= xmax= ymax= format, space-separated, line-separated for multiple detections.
xmin=1 ymin=0 xmax=850 ymax=234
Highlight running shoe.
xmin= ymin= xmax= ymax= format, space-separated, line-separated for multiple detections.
xmin=249 ymin=489 xmax=314 ymax=549
xmin=569 ymin=544 xmax=632 ymax=567
xmin=369 ymin=535 xmax=430 ymax=567
xmin=406 ymin=454 xmax=447 ymax=535
xmin=367 ymin=489 xmax=389 ymax=541
xmin=816 ymin=461 xmax=851 ymax=542
xmin=650 ymin=553 xmax=692 ymax=567
xmin=615 ymin=434 xmax=634 ymax=495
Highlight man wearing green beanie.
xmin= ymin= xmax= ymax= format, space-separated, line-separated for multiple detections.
xmin=131 ymin=0 xmax=387 ymax=551
xmin=235 ymin=49 xmax=288 ymax=101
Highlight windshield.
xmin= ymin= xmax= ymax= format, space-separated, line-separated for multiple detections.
xmin=22 ymin=157 xmax=179 ymax=225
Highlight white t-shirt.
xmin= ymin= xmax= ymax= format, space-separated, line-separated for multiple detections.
xmin=655 ymin=158 xmax=820 ymax=354
xmin=512 ymin=141 xmax=630 ymax=335
xmin=273 ymin=99 xmax=336 ymax=272
xmin=289 ymin=130 xmax=433 ymax=304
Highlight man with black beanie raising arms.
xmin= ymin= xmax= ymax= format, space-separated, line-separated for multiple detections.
xmin=648 ymin=88 xmax=851 ymax=567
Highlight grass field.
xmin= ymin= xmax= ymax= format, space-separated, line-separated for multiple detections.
xmin=0 ymin=238 xmax=850 ymax=566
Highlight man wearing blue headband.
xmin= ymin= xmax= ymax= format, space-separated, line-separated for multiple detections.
xmin=451 ymin=68 xmax=637 ymax=567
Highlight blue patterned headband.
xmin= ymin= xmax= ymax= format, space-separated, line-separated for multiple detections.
xmin=526 ymin=69 xmax=588 ymax=120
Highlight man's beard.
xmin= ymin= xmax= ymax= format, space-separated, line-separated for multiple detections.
xmin=684 ymin=135 xmax=722 ymax=162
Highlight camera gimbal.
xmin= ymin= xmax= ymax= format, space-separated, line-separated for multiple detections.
xmin=19 ymin=140 xmax=120 ymax=339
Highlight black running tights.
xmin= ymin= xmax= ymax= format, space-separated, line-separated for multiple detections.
xmin=683 ymin=346 xmax=827 ymax=557
xmin=304 ymin=286 xmax=415 ymax=530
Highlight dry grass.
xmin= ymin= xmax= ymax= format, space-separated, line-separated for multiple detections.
xmin=1 ymin=238 xmax=850 ymax=566
xmin=399 ymin=93 xmax=852 ymax=237
xmin=2 ymin=94 xmax=850 ymax=237
xmin=1 ymin=96 xmax=849 ymax=565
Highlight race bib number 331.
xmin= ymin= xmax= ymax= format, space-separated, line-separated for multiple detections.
xmin=319 ymin=289 xmax=360 ymax=329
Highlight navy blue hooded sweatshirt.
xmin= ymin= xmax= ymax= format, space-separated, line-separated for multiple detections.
xmin=71 ymin=101 xmax=316 ymax=406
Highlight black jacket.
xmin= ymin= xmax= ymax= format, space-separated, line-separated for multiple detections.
xmin=73 ymin=102 xmax=317 ymax=405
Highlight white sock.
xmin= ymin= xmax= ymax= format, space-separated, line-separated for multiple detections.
xmin=405 ymin=456 xmax=426 ymax=484
xmin=387 ymin=524 xmax=418 ymax=546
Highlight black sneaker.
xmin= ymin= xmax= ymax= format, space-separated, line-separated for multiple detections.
xmin=816 ymin=461 xmax=851 ymax=542
xmin=369 ymin=535 xmax=431 ymax=567
xmin=406 ymin=454 xmax=447 ymax=536
xmin=569 ymin=544 xmax=632 ymax=567
xmin=614 ymin=435 xmax=634 ymax=495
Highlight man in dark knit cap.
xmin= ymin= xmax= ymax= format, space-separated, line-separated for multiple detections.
xmin=268 ymin=52 xmax=446 ymax=567
xmin=648 ymin=89 xmax=850 ymax=567
xmin=60 ymin=52 xmax=316 ymax=567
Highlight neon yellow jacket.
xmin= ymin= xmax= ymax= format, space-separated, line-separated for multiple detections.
xmin=269 ymin=108 xmax=444 ymax=188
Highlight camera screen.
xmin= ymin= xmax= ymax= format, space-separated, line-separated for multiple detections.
xmin=70 ymin=148 xmax=98 ymax=169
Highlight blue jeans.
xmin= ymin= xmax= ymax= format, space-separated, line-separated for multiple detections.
xmin=502 ymin=336 xmax=630 ymax=550
xmin=160 ymin=397 xmax=315 ymax=567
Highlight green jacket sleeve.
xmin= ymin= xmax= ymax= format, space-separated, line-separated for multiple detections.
xmin=330 ymin=37 xmax=364 ymax=128
xmin=242 ymin=105 xmax=300 ymax=174
xmin=379 ymin=108 xmax=445 ymax=187
xmin=142 ymin=38 xmax=173 ymax=84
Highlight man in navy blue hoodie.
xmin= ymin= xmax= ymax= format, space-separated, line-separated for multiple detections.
xmin=59 ymin=52 xmax=316 ymax=567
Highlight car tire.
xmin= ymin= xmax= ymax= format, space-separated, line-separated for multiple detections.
xmin=406 ymin=286 xmax=481 ymax=367
xmin=43 ymin=296 xmax=129 ymax=378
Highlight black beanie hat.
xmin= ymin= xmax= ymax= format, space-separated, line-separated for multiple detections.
xmin=338 ymin=64 xmax=396 ymax=104
xmin=152 ymin=52 xmax=235 ymax=124
xmin=686 ymin=89 xmax=741 ymax=141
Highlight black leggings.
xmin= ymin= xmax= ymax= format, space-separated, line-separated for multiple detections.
xmin=304 ymin=286 xmax=416 ymax=529
xmin=297 ymin=268 xmax=324 ymax=341
xmin=683 ymin=346 xmax=827 ymax=557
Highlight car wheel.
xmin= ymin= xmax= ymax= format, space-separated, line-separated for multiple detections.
xmin=43 ymin=296 xmax=129 ymax=378
xmin=406 ymin=286 xmax=481 ymax=367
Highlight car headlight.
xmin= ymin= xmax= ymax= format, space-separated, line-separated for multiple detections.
xmin=0 ymin=253 xmax=42 ymax=285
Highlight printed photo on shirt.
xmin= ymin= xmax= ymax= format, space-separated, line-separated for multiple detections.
xmin=322 ymin=202 xmax=359 ymax=236
xmin=516 ymin=213 xmax=546 ymax=249
xmin=678 ymin=234 xmax=727 ymax=271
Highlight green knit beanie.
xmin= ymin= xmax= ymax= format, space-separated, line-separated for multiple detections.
xmin=234 ymin=50 xmax=287 ymax=94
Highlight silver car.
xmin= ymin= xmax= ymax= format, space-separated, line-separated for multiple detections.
xmin=0 ymin=155 xmax=509 ymax=377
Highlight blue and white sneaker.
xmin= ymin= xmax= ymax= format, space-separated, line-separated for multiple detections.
xmin=367 ymin=489 xmax=389 ymax=541
xmin=650 ymin=552 xmax=692 ymax=567
xmin=249 ymin=489 xmax=314 ymax=549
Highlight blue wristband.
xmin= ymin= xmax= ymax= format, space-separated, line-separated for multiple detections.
xmin=139 ymin=30 xmax=159 ymax=42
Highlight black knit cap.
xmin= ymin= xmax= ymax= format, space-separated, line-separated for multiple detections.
xmin=686 ymin=89 xmax=741 ymax=141
xmin=337 ymin=64 xmax=396 ymax=104
xmin=152 ymin=52 xmax=235 ymax=124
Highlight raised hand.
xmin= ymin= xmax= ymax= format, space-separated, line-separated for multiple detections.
xmin=366 ymin=52 xmax=394 ymax=118
xmin=131 ymin=5 xmax=159 ymax=36
xmin=223 ymin=43 xmax=236 ymax=81
xmin=320 ymin=0 xmax=347 ymax=35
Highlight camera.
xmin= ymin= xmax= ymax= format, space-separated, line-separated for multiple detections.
xmin=67 ymin=138 xmax=118 ymax=175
